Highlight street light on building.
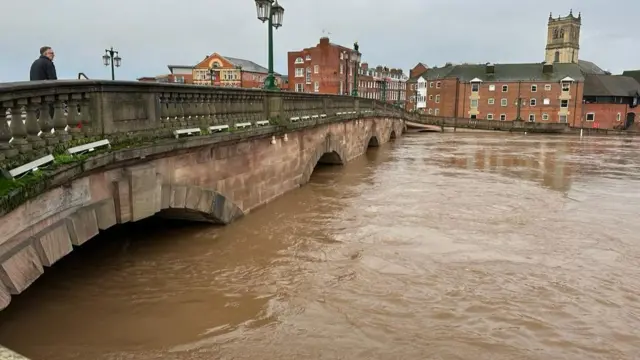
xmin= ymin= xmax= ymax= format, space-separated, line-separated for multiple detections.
xmin=255 ymin=0 xmax=284 ymax=91
xmin=102 ymin=47 xmax=121 ymax=81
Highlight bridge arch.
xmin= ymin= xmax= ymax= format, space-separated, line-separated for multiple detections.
xmin=300 ymin=133 xmax=347 ymax=184
xmin=158 ymin=185 xmax=244 ymax=224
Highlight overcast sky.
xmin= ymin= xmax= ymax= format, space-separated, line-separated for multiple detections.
xmin=0 ymin=0 xmax=636 ymax=82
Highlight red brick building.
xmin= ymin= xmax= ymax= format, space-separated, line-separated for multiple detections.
xmin=582 ymin=74 xmax=640 ymax=130
xmin=137 ymin=65 xmax=194 ymax=84
xmin=193 ymin=53 xmax=286 ymax=89
xmin=357 ymin=64 xmax=407 ymax=106
xmin=287 ymin=37 xmax=358 ymax=94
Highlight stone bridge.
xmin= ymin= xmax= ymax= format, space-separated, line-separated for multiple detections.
xmin=0 ymin=80 xmax=411 ymax=311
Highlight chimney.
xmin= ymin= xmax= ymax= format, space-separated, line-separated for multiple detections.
xmin=542 ymin=62 xmax=553 ymax=74
xmin=486 ymin=63 xmax=495 ymax=74
xmin=319 ymin=37 xmax=329 ymax=46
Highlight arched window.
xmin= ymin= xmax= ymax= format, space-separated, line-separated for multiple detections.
xmin=554 ymin=51 xmax=560 ymax=63
xmin=294 ymin=57 xmax=304 ymax=64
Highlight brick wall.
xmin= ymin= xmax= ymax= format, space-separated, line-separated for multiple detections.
xmin=288 ymin=38 xmax=353 ymax=95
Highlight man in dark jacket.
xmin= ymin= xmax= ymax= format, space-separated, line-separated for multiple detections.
xmin=30 ymin=46 xmax=58 ymax=81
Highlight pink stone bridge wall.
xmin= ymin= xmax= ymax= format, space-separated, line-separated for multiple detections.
xmin=0 ymin=117 xmax=403 ymax=311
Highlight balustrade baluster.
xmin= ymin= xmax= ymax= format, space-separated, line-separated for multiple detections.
xmin=210 ymin=94 xmax=220 ymax=125
xmin=25 ymin=98 xmax=44 ymax=149
xmin=79 ymin=94 xmax=92 ymax=136
xmin=8 ymin=100 xmax=31 ymax=153
xmin=160 ymin=93 xmax=170 ymax=128
xmin=218 ymin=94 xmax=227 ymax=126
xmin=39 ymin=96 xmax=56 ymax=145
xmin=183 ymin=94 xmax=194 ymax=126
xmin=0 ymin=104 xmax=16 ymax=159
xmin=204 ymin=94 xmax=213 ymax=125
xmin=66 ymin=94 xmax=82 ymax=139
xmin=190 ymin=94 xmax=200 ymax=126
xmin=176 ymin=95 xmax=186 ymax=126
xmin=53 ymin=95 xmax=69 ymax=142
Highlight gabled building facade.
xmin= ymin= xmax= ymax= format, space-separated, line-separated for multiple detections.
xmin=582 ymin=75 xmax=640 ymax=129
xmin=193 ymin=53 xmax=285 ymax=89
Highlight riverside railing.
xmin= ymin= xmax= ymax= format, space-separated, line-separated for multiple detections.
xmin=0 ymin=80 xmax=407 ymax=173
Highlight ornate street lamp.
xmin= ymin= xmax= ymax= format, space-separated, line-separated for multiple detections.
xmin=351 ymin=42 xmax=361 ymax=97
xmin=255 ymin=0 xmax=285 ymax=91
xmin=102 ymin=47 xmax=121 ymax=80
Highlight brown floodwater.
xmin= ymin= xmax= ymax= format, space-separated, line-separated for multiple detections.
xmin=1 ymin=133 xmax=640 ymax=360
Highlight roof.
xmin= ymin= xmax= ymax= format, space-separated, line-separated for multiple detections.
xmin=583 ymin=75 xmax=640 ymax=97
xmin=412 ymin=62 xmax=585 ymax=82
xmin=578 ymin=60 xmax=606 ymax=75
xmin=222 ymin=55 xmax=281 ymax=76
xmin=167 ymin=65 xmax=194 ymax=70
xmin=621 ymin=70 xmax=640 ymax=84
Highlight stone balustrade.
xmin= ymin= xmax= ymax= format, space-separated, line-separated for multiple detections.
xmin=0 ymin=80 xmax=406 ymax=168
xmin=414 ymin=115 xmax=571 ymax=133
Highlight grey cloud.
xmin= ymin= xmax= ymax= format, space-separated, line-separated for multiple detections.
xmin=0 ymin=0 xmax=637 ymax=82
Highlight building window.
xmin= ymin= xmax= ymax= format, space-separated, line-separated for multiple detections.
xmin=295 ymin=83 xmax=304 ymax=92
xmin=434 ymin=108 xmax=440 ymax=115
xmin=470 ymin=99 xmax=478 ymax=107
xmin=531 ymin=85 xmax=537 ymax=92
xmin=501 ymin=98 xmax=507 ymax=107
xmin=559 ymin=115 xmax=568 ymax=123
xmin=428 ymin=108 xmax=433 ymax=114
xmin=530 ymin=98 xmax=536 ymax=106
xmin=340 ymin=53 xmax=344 ymax=60
xmin=488 ymin=98 xmax=495 ymax=105
xmin=542 ymin=113 xmax=549 ymax=121
xmin=340 ymin=64 xmax=343 ymax=74
xmin=617 ymin=113 xmax=622 ymax=121
xmin=339 ymin=81 xmax=343 ymax=94
xmin=487 ymin=113 xmax=494 ymax=120
xmin=314 ymin=65 xmax=319 ymax=74
xmin=544 ymin=84 xmax=552 ymax=91
xmin=561 ymin=100 xmax=569 ymax=108
xmin=529 ymin=114 xmax=535 ymax=122
xmin=562 ymin=82 xmax=571 ymax=92
xmin=500 ymin=114 xmax=506 ymax=121
xmin=502 ymin=85 xmax=508 ymax=92
xmin=314 ymin=81 xmax=320 ymax=92
xmin=294 ymin=57 xmax=304 ymax=64
xmin=543 ymin=98 xmax=550 ymax=105
xmin=471 ymin=83 xmax=480 ymax=92
xmin=586 ymin=113 xmax=595 ymax=121
xmin=306 ymin=68 xmax=311 ymax=84
xmin=430 ymin=82 xmax=434 ymax=88
xmin=436 ymin=81 xmax=441 ymax=88
xmin=295 ymin=68 xmax=304 ymax=77
xmin=305 ymin=55 xmax=311 ymax=61
xmin=435 ymin=95 xmax=440 ymax=103
xmin=489 ymin=85 xmax=495 ymax=91
xmin=429 ymin=95 xmax=433 ymax=100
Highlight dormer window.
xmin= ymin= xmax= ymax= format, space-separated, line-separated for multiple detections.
xmin=470 ymin=78 xmax=482 ymax=92
xmin=305 ymin=55 xmax=311 ymax=61
xmin=294 ymin=57 xmax=304 ymax=64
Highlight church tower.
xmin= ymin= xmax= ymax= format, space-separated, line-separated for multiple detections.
xmin=545 ymin=10 xmax=581 ymax=64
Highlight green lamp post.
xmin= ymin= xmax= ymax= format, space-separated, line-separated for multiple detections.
xmin=255 ymin=0 xmax=284 ymax=91
xmin=351 ymin=42 xmax=361 ymax=97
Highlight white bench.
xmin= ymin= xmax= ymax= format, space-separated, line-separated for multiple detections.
xmin=209 ymin=124 xmax=229 ymax=132
xmin=235 ymin=122 xmax=252 ymax=129
xmin=311 ymin=115 xmax=319 ymax=119
xmin=301 ymin=115 xmax=310 ymax=120
xmin=173 ymin=128 xmax=201 ymax=139
xmin=290 ymin=116 xmax=300 ymax=122
xmin=320 ymin=114 xmax=327 ymax=118
xmin=336 ymin=112 xmax=344 ymax=115
xmin=67 ymin=139 xmax=110 ymax=155
xmin=4 ymin=154 xmax=54 ymax=179
xmin=256 ymin=120 xmax=270 ymax=126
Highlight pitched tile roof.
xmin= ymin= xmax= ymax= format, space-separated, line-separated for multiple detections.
xmin=412 ymin=62 xmax=585 ymax=83
xmin=578 ymin=60 xmax=606 ymax=75
xmin=621 ymin=70 xmax=640 ymax=84
xmin=222 ymin=56 xmax=282 ymax=76
xmin=583 ymin=75 xmax=640 ymax=97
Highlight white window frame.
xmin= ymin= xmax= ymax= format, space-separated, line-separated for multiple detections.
xmin=470 ymin=99 xmax=478 ymax=107
xmin=543 ymin=98 xmax=550 ymax=105
xmin=562 ymin=82 xmax=571 ymax=92
xmin=435 ymin=95 xmax=440 ymax=103
xmin=314 ymin=81 xmax=320 ymax=92
xmin=430 ymin=82 xmax=434 ymax=88
xmin=487 ymin=113 xmax=494 ymax=120
xmin=501 ymin=98 xmax=508 ymax=107
xmin=429 ymin=95 xmax=433 ymax=100
xmin=529 ymin=114 xmax=535 ymax=122
xmin=489 ymin=84 xmax=495 ymax=91
xmin=585 ymin=113 xmax=595 ymax=122
xmin=428 ymin=108 xmax=433 ymax=114
xmin=560 ymin=100 xmax=569 ymax=108
xmin=530 ymin=98 xmax=536 ymax=106
xmin=502 ymin=85 xmax=508 ymax=92
xmin=436 ymin=81 xmax=441 ymax=88
xmin=471 ymin=83 xmax=480 ymax=92
xmin=295 ymin=83 xmax=304 ymax=92
xmin=294 ymin=57 xmax=304 ymax=64
xmin=531 ymin=85 xmax=537 ymax=92
xmin=434 ymin=108 xmax=440 ymax=115
xmin=295 ymin=68 xmax=304 ymax=77
xmin=542 ymin=113 xmax=549 ymax=121
xmin=314 ymin=65 xmax=319 ymax=74
xmin=544 ymin=84 xmax=552 ymax=91
xmin=488 ymin=98 xmax=495 ymax=105
xmin=305 ymin=55 xmax=311 ymax=61
xmin=500 ymin=114 xmax=506 ymax=121
xmin=559 ymin=115 xmax=568 ymax=123
xmin=340 ymin=64 xmax=343 ymax=74
xmin=617 ymin=113 xmax=622 ymax=121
